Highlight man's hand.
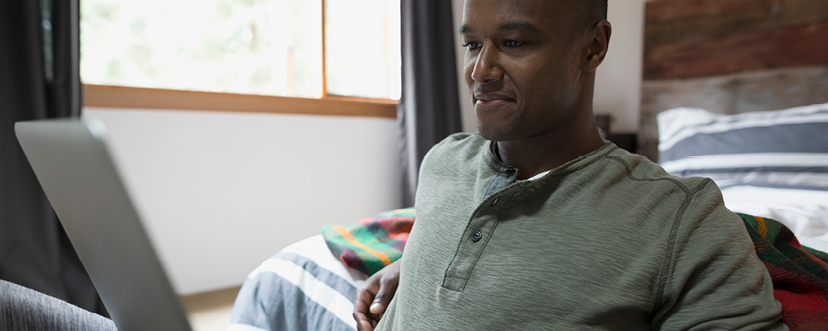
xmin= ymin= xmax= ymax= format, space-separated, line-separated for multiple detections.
xmin=353 ymin=259 xmax=401 ymax=331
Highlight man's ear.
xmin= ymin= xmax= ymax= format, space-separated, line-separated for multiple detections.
xmin=584 ymin=21 xmax=611 ymax=72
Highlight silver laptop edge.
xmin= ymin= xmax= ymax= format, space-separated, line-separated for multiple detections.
xmin=15 ymin=118 xmax=191 ymax=331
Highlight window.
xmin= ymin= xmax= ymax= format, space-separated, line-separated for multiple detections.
xmin=325 ymin=0 xmax=401 ymax=100
xmin=81 ymin=0 xmax=401 ymax=117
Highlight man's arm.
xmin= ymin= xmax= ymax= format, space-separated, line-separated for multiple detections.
xmin=653 ymin=183 xmax=786 ymax=330
xmin=353 ymin=260 xmax=401 ymax=331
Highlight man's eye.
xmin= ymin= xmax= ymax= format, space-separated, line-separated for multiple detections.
xmin=504 ymin=40 xmax=525 ymax=48
xmin=462 ymin=42 xmax=481 ymax=50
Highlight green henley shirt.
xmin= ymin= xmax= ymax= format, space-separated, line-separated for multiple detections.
xmin=375 ymin=133 xmax=786 ymax=330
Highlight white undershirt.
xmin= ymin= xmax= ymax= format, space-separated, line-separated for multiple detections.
xmin=527 ymin=170 xmax=552 ymax=181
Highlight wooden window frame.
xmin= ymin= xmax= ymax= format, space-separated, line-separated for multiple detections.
xmin=82 ymin=0 xmax=398 ymax=119
xmin=83 ymin=84 xmax=397 ymax=118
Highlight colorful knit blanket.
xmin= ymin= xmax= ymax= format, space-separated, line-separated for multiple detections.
xmin=737 ymin=213 xmax=828 ymax=330
xmin=321 ymin=208 xmax=415 ymax=276
xmin=322 ymin=209 xmax=828 ymax=330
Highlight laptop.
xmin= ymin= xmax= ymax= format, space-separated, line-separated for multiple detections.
xmin=15 ymin=118 xmax=192 ymax=331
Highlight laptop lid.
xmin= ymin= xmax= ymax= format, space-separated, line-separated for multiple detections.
xmin=15 ymin=118 xmax=192 ymax=331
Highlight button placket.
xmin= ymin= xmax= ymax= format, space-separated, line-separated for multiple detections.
xmin=442 ymin=192 xmax=512 ymax=292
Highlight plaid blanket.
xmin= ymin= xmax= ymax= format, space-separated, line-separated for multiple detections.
xmin=321 ymin=208 xmax=415 ymax=276
xmin=737 ymin=213 xmax=828 ymax=330
xmin=322 ymin=209 xmax=828 ymax=329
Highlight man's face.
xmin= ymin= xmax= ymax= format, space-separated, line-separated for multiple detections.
xmin=461 ymin=0 xmax=589 ymax=142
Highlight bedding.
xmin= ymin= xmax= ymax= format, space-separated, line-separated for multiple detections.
xmin=228 ymin=235 xmax=367 ymax=331
xmin=228 ymin=210 xmax=415 ymax=331
xmin=656 ymin=104 xmax=828 ymax=250
xmin=737 ymin=213 xmax=828 ymax=330
xmin=320 ymin=208 xmax=414 ymax=276
xmin=657 ymin=103 xmax=828 ymax=191
xmin=721 ymin=185 xmax=828 ymax=252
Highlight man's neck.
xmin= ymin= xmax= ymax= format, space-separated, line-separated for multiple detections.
xmin=494 ymin=123 xmax=605 ymax=180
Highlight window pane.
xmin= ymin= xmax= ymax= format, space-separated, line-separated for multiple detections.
xmin=325 ymin=0 xmax=401 ymax=100
xmin=81 ymin=0 xmax=323 ymax=98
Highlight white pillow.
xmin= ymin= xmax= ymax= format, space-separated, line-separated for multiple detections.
xmin=657 ymin=103 xmax=828 ymax=191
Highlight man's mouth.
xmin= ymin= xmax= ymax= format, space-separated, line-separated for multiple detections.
xmin=474 ymin=93 xmax=515 ymax=107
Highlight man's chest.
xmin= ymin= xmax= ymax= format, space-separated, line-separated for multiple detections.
xmin=398 ymin=195 xmax=671 ymax=328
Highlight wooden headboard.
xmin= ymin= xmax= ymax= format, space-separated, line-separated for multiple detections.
xmin=639 ymin=0 xmax=828 ymax=161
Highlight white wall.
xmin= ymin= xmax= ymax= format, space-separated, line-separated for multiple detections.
xmin=451 ymin=0 xmax=476 ymax=133
xmin=594 ymin=0 xmax=646 ymax=133
xmin=83 ymin=108 xmax=401 ymax=294
xmin=451 ymin=0 xmax=646 ymax=133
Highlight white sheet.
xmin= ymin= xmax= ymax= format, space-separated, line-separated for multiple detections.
xmin=721 ymin=185 xmax=828 ymax=253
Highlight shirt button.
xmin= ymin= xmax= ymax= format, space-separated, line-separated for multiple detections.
xmin=491 ymin=197 xmax=500 ymax=206
xmin=471 ymin=230 xmax=482 ymax=242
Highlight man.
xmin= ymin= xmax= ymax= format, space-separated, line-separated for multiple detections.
xmin=354 ymin=0 xmax=786 ymax=330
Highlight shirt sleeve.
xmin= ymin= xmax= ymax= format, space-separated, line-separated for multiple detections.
xmin=652 ymin=179 xmax=788 ymax=331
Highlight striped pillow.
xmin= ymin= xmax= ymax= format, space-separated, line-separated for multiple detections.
xmin=657 ymin=103 xmax=828 ymax=191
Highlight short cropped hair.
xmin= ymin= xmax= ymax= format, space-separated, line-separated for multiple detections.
xmin=579 ymin=0 xmax=608 ymax=27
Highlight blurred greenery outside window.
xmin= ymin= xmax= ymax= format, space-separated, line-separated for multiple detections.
xmin=81 ymin=0 xmax=401 ymax=101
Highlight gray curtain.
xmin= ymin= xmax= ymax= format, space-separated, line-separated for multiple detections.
xmin=399 ymin=0 xmax=463 ymax=207
xmin=0 ymin=0 xmax=107 ymax=315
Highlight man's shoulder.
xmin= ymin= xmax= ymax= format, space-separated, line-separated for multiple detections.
xmin=423 ymin=132 xmax=490 ymax=165
xmin=433 ymin=132 xmax=486 ymax=151
xmin=601 ymin=146 xmax=714 ymax=195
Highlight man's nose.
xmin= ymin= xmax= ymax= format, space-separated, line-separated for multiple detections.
xmin=470 ymin=44 xmax=503 ymax=84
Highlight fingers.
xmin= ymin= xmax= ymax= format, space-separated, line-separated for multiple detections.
xmin=353 ymin=260 xmax=402 ymax=330
xmin=354 ymin=294 xmax=376 ymax=331
xmin=354 ymin=287 xmax=376 ymax=330
xmin=369 ymin=281 xmax=393 ymax=314
xmin=369 ymin=296 xmax=385 ymax=315
xmin=354 ymin=276 xmax=381 ymax=331
xmin=370 ymin=260 xmax=401 ymax=315
xmin=354 ymin=311 xmax=375 ymax=331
